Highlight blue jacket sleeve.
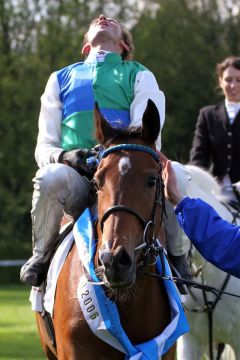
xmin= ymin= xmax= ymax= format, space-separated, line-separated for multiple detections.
xmin=175 ymin=197 xmax=240 ymax=278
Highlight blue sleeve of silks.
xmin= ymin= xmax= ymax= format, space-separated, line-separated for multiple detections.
xmin=175 ymin=197 xmax=240 ymax=278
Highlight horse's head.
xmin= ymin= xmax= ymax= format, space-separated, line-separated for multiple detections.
xmin=93 ymin=100 xmax=164 ymax=291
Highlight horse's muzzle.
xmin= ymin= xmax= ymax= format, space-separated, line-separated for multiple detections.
xmin=99 ymin=245 xmax=136 ymax=288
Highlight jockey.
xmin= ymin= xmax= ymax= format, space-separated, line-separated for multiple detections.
xmin=20 ymin=14 xmax=189 ymax=287
xmin=20 ymin=15 xmax=164 ymax=286
xmin=162 ymin=157 xmax=240 ymax=278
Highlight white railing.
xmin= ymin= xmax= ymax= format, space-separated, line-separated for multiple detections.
xmin=0 ymin=260 xmax=26 ymax=267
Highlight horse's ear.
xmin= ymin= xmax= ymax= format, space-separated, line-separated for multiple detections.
xmin=94 ymin=102 xmax=115 ymax=143
xmin=141 ymin=99 xmax=161 ymax=145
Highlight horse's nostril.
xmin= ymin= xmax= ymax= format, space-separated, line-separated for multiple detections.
xmin=117 ymin=248 xmax=132 ymax=267
xmin=113 ymin=247 xmax=132 ymax=271
xmin=100 ymin=246 xmax=132 ymax=272
xmin=99 ymin=251 xmax=113 ymax=269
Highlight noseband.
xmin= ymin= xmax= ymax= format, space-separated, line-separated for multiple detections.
xmin=97 ymin=144 xmax=165 ymax=261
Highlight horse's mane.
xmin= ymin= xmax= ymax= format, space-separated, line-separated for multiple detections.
xmin=172 ymin=162 xmax=222 ymax=200
xmin=185 ymin=164 xmax=222 ymax=196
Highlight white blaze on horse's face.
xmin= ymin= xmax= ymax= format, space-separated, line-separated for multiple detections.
xmin=118 ymin=157 xmax=131 ymax=176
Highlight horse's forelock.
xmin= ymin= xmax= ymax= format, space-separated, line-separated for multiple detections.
xmin=104 ymin=127 xmax=142 ymax=145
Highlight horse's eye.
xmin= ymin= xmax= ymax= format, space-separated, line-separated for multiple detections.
xmin=148 ymin=176 xmax=157 ymax=187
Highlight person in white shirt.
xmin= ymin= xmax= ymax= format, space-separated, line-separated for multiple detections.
xmin=190 ymin=56 xmax=240 ymax=203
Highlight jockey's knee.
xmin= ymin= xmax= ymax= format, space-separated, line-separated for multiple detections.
xmin=33 ymin=163 xmax=96 ymax=217
xmin=33 ymin=163 xmax=74 ymax=196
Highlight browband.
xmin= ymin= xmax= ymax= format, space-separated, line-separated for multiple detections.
xmin=101 ymin=144 xmax=160 ymax=162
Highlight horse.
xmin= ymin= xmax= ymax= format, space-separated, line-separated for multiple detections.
xmin=35 ymin=100 xmax=186 ymax=360
xmin=173 ymin=162 xmax=240 ymax=360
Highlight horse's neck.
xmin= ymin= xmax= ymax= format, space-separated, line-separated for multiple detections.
xmin=116 ymin=268 xmax=171 ymax=342
xmin=184 ymin=165 xmax=221 ymax=197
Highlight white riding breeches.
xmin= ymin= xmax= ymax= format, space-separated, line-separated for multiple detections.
xmin=31 ymin=163 xmax=94 ymax=256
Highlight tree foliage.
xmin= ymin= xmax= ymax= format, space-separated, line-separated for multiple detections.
xmin=132 ymin=0 xmax=240 ymax=160
xmin=0 ymin=0 xmax=239 ymax=257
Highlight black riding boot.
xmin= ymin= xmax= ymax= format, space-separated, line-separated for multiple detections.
xmin=20 ymin=220 xmax=75 ymax=287
xmin=20 ymin=255 xmax=46 ymax=286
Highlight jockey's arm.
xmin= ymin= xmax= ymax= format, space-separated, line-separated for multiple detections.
xmin=129 ymin=70 xmax=165 ymax=152
xmin=35 ymin=72 xmax=63 ymax=168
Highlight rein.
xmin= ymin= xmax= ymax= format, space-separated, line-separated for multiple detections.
xmin=144 ymin=272 xmax=240 ymax=300
xmin=98 ymin=144 xmax=166 ymax=258
xmin=145 ymin=267 xmax=240 ymax=360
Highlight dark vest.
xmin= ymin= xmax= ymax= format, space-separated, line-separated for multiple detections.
xmin=190 ymin=102 xmax=240 ymax=183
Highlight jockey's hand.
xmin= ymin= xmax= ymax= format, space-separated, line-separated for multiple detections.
xmin=60 ymin=149 xmax=97 ymax=179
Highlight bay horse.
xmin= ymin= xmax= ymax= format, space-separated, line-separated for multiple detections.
xmin=35 ymin=100 xmax=187 ymax=359
xmin=173 ymin=162 xmax=240 ymax=360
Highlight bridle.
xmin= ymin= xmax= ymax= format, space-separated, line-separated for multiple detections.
xmin=96 ymin=143 xmax=166 ymax=264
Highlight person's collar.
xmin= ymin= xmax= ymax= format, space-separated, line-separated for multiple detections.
xmin=225 ymin=99 xmax=240 ymax=109
xmin=225 ymin=99 xmax=240 ymax=122
xmin=85 ymin=49 xmax=122 ymax=63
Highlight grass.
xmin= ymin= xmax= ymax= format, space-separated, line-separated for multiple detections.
xmin=0 ymin=284 xmax=45 ymax=360
xmin=2 ymin=284 xmax=233 ymax=360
